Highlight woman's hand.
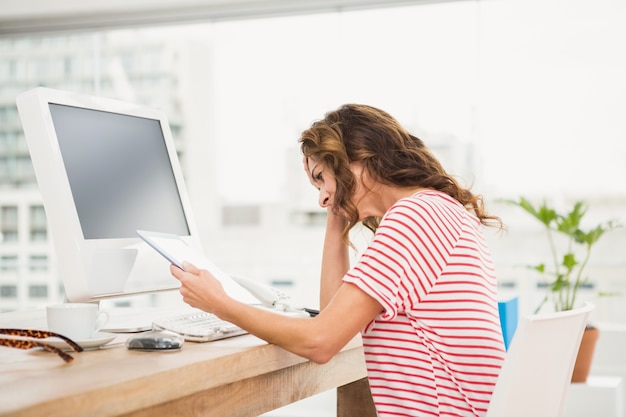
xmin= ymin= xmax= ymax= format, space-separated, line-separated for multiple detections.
xmin=170 ymin=262 xmax=230 ymax=315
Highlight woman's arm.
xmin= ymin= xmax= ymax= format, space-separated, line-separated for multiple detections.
xmin=171 ymin=263 xmax=381 ymax=364
xmin=319 ymin=209 xmax=350 ymax=310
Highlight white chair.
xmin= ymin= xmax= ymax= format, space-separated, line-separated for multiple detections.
xmin=486 ymin=302 xmax=594 ymax=417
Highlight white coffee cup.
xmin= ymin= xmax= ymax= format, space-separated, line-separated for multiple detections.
xmin=46 ymin=303 xmax=109 ymax=341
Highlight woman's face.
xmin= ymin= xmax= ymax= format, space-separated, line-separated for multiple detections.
xmin=304 ymin=157 xmax=377 ymax=220
xmin=305 ymin=156 xmax=336 ymax=209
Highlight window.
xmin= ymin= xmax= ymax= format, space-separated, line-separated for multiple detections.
xmin=0 ymin=255 xmax=18 ymax=271
xmin=28 ymin=284 xmax=48 ymax=298
xmin=63 ymin=56 xmax=74 ymax=76
xmin=29 ymin=255 xmax=48 ymax=271
xmin=0 ymin=285 xmax=17 ymax=298
xmin=1 ymin=1 xmax=625 ymax=317
xmin=290 ymin=211 xmax=327 ymax=227
xmin=29 ymin=205 xmax=47 ymax=241
xmin=0 ymin=206 xmax=18 ymax=243
xmin=222 ymin=205 xmax=261 ymax=226
xmin=0 ymin=59 xmax=17 ymax=80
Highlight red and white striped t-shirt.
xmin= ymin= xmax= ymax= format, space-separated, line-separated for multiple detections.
xmin=343 ymin=190 xmax=506 ymax=417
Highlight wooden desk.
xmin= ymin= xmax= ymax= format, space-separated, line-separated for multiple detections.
xmin=0 ymin=309 xmax=376 ymax=417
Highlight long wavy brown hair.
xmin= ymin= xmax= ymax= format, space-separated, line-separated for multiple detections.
xmin=299 ymin=104 xmax=503 ymax=245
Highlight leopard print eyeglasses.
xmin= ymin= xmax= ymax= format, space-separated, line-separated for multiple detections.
xmin=0 ymin=328 xmax=83 ymax=363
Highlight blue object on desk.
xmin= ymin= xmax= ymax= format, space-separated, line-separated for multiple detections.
xmin=498 ymin=296 xmax=519 ymax=350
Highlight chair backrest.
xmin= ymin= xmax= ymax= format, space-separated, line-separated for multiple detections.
xmin=486 ymin=302 xmax=594 ymax=417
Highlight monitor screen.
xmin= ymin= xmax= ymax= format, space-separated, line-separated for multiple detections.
xmin=16 ymin=87 xmax=202 ymax=302
xmin=48 ymin=103 xmax=189 ymax=239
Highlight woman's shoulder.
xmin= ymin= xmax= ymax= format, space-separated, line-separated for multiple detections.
xmin=382 ymin=190 xmax=465 ymax=226
xmin=399 ymin=189 xmax=459 ymax=210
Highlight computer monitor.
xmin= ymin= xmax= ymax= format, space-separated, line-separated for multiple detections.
xmin=16 ymin=87 xmax=202 ymax=303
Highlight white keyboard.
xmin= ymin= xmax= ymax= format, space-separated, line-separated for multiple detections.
xmin=152 ymin=311 xmax=247 ymax=342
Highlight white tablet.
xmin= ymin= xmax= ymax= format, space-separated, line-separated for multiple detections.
xmin=136 ymin=229 xmax=260 ymax=305
xmin=136 ymin=230 xmax=191 ymax=270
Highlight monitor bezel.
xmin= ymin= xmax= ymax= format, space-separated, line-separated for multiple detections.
xmin=16 ymin=87 xmax=202 ymax=302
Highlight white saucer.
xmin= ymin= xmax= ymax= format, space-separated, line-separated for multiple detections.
xmin=41 ymin=332 xmax=117 ymax=350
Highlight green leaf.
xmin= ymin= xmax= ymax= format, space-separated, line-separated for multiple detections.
xmin=551 ymin=277 xmax=567 ymax=292
xmin=562 ymin=253 xmax=577 ymax=271
xmin=505 ymin=197 xmax=556 ymax=227
xmin=556 ymin=201 xmax=585 ymax=236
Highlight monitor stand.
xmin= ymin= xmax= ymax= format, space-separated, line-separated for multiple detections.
xmin=102 ymin=307 xmax=156 ymax=332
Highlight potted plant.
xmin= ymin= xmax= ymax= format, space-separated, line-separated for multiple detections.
xmin=506 ymin=196 xmax=621 ymax=382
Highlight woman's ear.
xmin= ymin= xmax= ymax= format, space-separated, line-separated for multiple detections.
xmin=350 ymin=162 xmax=375 ymax=192
xmin=348 ymin=161 xmax=364 ymax=177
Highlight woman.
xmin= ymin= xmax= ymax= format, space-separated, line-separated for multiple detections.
xmin=171 ymin=104 xmax=506 ymax=417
